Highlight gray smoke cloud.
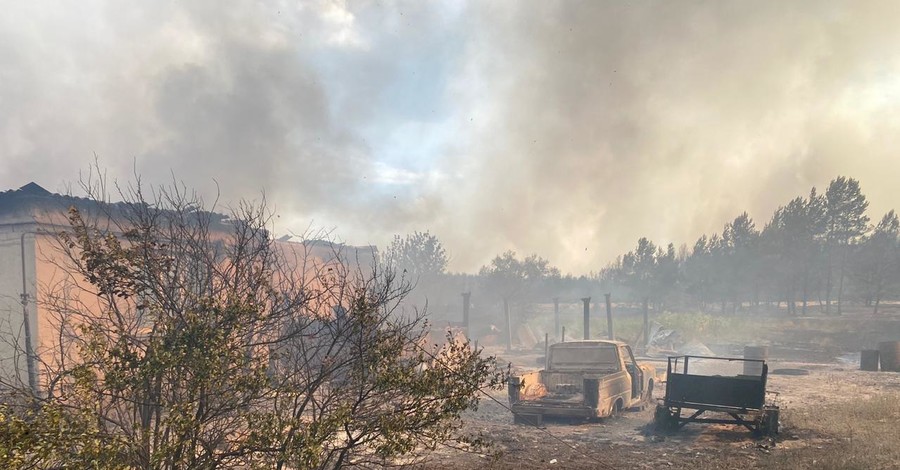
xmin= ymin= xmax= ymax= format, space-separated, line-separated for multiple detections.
xmin=2 ymin=1 xmax=899 ymax=273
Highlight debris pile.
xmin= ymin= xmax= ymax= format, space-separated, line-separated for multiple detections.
xmin=644 ymin=322 xmax=714 ymax=357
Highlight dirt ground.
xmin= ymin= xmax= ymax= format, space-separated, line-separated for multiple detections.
xmin=417 ymin=316 xmax=900 ymax=469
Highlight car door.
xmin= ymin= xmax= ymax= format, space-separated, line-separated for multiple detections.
xmin=621 ymin=345 xmax=643 ymax=401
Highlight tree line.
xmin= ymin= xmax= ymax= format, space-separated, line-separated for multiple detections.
xmin=601 ymin=176 xmax=898 ymax=315
xmin=389 ymin=176 xmax=899 ymax=318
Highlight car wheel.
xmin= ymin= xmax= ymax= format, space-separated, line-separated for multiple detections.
xmin=611 ymin=399 xmax=623 ymax=418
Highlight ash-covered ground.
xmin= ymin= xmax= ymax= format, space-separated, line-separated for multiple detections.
xmin=418 ymin=310 xmax=900 ymax=469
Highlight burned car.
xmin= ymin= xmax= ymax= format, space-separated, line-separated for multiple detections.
xmin=508 ymin=340 xmax=656 ymax=425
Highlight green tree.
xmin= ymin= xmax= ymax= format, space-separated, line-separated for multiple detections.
xmin=477 ymin=251 xmax=558 ymax=348
xmin=619 ymin=237 xmax=658 ymax=303
xmin=381 ymin=230 xmax=451 ymax=312
xmin=478 ymin=251 xmax=558 ymax=303
xmin=382 ymin=230 xmax=449 ymax=284
xmin=760 ymin=204 xmax=793 ymax=311
xmin=761 ymin=190 xmax=827 ymax=315
xmin=723 ymin=212 xmax=760 ymax=311
xmin=824 ymin=176 xmax=870 ymax=314
xmin=791 ymin=189 xmax=827 ymax=314
xmin=610 ymin=239 xmax=677 ymax=306
xmin=851 ymin=210 xmax=900 ymax=314
xmin=683 ymin=235 xmax=714 ymax=310
xmin=655 ymin=243 xmax=679 ymax=309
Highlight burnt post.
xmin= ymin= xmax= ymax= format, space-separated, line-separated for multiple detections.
xmin=462 ymin=292 xmax=471 ymax=333
xmin=553 ymin=297 xmax=560 ymax=340
xmin=508 ymin=376 xmax=521 ymax=403
xmin=582 ymin=297 xmax=591 ymax=340
xmin=544 ymin=333 xmax=549 ymax=366
xmin=504 ymin=298 xmax=512 ymax=352
xmin=605 ymin=293 xmax=614 ymax=341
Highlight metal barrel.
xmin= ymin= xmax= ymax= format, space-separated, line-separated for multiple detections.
xmin=878 ymin=341 xmax=900 ymax=372
xmin=743 ymin=346 xmax=768 ymax=376
xmin=860 ymin=349 xmax=880 ymax=371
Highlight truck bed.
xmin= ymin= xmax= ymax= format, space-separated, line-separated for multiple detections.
xmin=510 ymin=369 xmax=630 ymax=420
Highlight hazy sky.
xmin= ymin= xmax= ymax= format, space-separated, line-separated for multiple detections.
xmin=2 ymin=1 xmax=899 ymax=273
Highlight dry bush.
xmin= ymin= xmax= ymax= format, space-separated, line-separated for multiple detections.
xmin=771 ymin=394 xmax=900 ymax=469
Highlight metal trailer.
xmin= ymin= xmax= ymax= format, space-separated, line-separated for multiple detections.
xmin=654 ymin=355 xmax=779 ymax=436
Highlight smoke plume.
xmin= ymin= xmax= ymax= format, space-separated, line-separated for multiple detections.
xmin=2 ymin=1 xmax=899 ymax=273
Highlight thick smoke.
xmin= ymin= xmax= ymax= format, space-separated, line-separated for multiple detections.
xmin=2 ymin=1 xmax=899 ymax=273
xmin=441 ymin=1 xmax=900 ymax=272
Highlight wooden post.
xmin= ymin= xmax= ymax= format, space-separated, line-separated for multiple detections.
xmin=544 ymin=333 xmax=549 ymax=366
xmin=582 ymin=297 xmax=591 ymax=340
xmin=562 ymin=326 xmax=566 ymax=342
xmin=605 ymin=293 xmax=614 ymax=341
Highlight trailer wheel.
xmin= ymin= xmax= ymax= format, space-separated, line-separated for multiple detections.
xmin=758 ymin=406 xmax=779 ymax=437
xmin=654 ymin=405 xmax=678 ymax=433
xmin=640 ymin=380 xmax=655 ymax=410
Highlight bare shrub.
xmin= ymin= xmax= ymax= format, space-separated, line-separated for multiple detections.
xmin=0 ymin=174 xmax=505 ymax=469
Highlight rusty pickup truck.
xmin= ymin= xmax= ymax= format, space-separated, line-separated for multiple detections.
xmin=508 ymin=340 xmax=656 ymax=425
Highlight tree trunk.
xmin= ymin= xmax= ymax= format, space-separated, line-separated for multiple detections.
xmin=801 ymin=270 xmax=809 ymax=315
xmin=753 ymin=281 xmax=760 ymax=313
xmin=824 ymin=247 xmax=833 ymax=314
xmin=836 ymin=249 xmax=846 ymax=315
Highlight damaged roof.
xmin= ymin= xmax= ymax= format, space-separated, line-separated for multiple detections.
xmin=0 ymin=182 xmax=228 ymax=228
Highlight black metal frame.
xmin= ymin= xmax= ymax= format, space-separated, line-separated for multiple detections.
xmin=657 ymin=355 xmax=778 ymax=435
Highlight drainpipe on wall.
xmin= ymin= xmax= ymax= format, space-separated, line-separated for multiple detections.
xmin=20 ymin=232 xmax=38 ymax=396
